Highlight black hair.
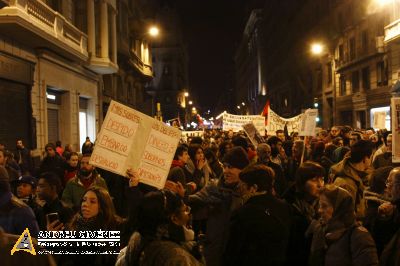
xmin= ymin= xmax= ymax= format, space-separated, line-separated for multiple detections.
xmin=295 ymin=161 xmax=325 ymax=193
xmin=38 ymin=171 xmax=62 ymax=195
xmin=349 ymin=140 xmax=374 ymax=163
xmin=267 ymin=136 xmax=282 ymax=146
xmin=173 ymin=145 xmax=188 ymax=160
xmin=239 ymin=164 xmax=275 ymax=193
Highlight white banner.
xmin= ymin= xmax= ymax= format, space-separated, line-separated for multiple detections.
xmin=267 ymin=108 xmax=303 ymax=134
xmin=223 ymin=113 xmax=265 ymax=136
xmin=90 ymin=100 xmax=181 ymax=189
xmin=299 ymin=109 xmax=318 ymax=137
xmin=392 ymin=97 xmax=400 ymax=163
xmin=181 ymin=131 xmax=204 ymax=142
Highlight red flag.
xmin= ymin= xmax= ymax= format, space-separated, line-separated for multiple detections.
xmin=262 ymin=100 xmax=270 ymax=125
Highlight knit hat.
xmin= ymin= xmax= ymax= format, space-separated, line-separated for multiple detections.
xmin=17 ymin=175 xmax=37 ymax=189
xmin=222 ymin=146 xmax=249 ymax=170
xmin=45 ymin=143 xmax=56 ymax=151
xmin=0 ymin=166 xmax=10 ymax=193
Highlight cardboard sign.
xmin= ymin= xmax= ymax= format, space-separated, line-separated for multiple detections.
xmin=392 ymin=97 xmax=400 ymax=163
xmin=242 ymin=122 xmax=266 ymax=147
xmin=223 ymin=113 xmax=265 ymax=136
xmin=267 ymin=108 xmax=303 ymax=134
xmin=299 ymin=109 xmax=318 ymax=137
xmin=90 ymin=100 xmax=181 ymax=189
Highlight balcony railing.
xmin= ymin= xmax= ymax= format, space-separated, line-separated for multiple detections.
xmin=130 ymin=49 xmax=153 ymax=78
xmin=0 ymin=0 xmax=88 ymax=61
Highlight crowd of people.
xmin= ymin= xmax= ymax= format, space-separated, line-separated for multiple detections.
xmin=0 ymin=126 xmax=399 ymax=266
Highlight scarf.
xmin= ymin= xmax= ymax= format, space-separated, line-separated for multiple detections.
xmin=73 ymin=214 xmax=101 ymax=231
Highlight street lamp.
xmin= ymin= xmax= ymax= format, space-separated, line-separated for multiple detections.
xmin=149 ymin=26 xmax=159 ymax=37
xmin=311 ymin=43 xmax=324 ymax=55
xmin=184 ymin=92 xmax=189 ymax=97
xmin=241 ymin=102 xmax=245 ymax=106
xmin=189 ymin=100 xmax=193 ymax=105
xmin=237 ymin=105 xmax=241 ymax=109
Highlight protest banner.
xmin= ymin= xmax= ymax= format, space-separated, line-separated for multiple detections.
xmin=181 ymin=130 xmax=204 ymax=142
xmin=90 ymin=100 xmax=181 ymax=189
xmin=223 ymin=113 xmax=265 ymax=136
xmin=392 ymin=97 xmax=400 ymax=163
xmin=242 ymin=122 xmax=266 ymax=147
xmin=266 ymin=108 xmax=303 ymax=134
xmin=373 ymin=111 xmax=387 ymax=130
xmin=299 ymin=109 xmax=318 ymax=137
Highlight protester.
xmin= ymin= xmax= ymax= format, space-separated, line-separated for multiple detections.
xmin=63 ymin=152 xmax=79 ymax=187
xmin=223 ymin=164 xmax=291 ymax=266
xmin=14 ymin=139 xmax=33 ymax=175
xmin=308 ymin=185 xmax=378 ymax=266
xmin=39 ymin=143 xmax=66 ymax=183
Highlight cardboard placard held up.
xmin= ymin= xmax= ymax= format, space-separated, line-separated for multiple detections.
xmin=90 ymin=100 xmax=181 ymax=189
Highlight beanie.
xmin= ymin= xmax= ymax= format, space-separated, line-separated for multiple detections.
xmin=222 ymin=146 xmax=249 ymax=170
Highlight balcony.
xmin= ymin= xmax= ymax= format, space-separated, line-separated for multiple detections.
xmin=0 ymin=0 xmax=88 ymax=62
xmin=385 ymin=18 xmax=400 ymax=43
xmin=129 ymin=49 xmax=153 ymax=79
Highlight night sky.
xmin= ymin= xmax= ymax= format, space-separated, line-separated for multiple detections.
xmin=175 ymin=0 xmax=247 ymax=113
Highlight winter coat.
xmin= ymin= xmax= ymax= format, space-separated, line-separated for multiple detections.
xmin=0 ymin=192 xmax=39 ymax=237
xmin=61 ymin=173 xmax=108 ymax=210
xmin=380 ymin=227 xmax=400 ymax=266
xmin=188 ymin=179 xmax=242 ymax=266
xmin=223 ymin=193 xmax=291 ymax=266
xmin=331 ymin=157 xmax=368 ymax=218
xmin=39 ymin=155 xmax=66 ymax=182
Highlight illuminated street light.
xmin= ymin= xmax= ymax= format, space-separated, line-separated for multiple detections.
xmin=184 ymin=92 xmax=189 ymax=97
xmin=376 ymin=0 xmax=392 ymax=7
xmin=192 ymin=107 xmax=196 ymax=111
xmin=237 ymin=105 xmax=241 ymax=109
xmin=241 ymin=102 xmax=245 ymax=106
xmin=188 ymin=100 xmax=193 ymax=105
xmin=311 ymin=43 xmax=324 ymax=55
xmin=149 ymin=26 xmax=159 ymax=37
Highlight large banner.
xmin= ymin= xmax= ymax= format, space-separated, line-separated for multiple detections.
xmin=181 ymin=131 xmax=204 ymax=142
xmin=299 ymin=109 xmax=318 ymax=137
xmin=267 ymin=108 xmax=303 ymax=134
xmin=392 ymin=97 xmax=400 ymax=163
xmin=90 ymin=100 xmax=181 ymax=189
xmin=223 ymin=113 xmax=265 ymax=136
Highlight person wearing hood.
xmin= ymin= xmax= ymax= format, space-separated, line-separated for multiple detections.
xmin=223 ymin=164 xmax=291 ymax=266
xmin=39 ymin=143 xmax=66 ymax=184
xmin=187 ymin=146 xmax=250 ymax=266
xmin=61 ymin=153 xmax=108 ymax=211
xmin=331 ymin=139 xmax=373 ymax=219
xmin=308 ymin=185 xmax=378 ymax=266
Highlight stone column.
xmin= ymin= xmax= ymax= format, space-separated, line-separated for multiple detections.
xmin=87 ymin=0 xmax=96 ymax=58
xmin=100 ymin=0 xmax=109 ymax=59
xmin=110 ymin=8 xmax=117 ymax=63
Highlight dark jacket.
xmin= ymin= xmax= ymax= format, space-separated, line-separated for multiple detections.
xmin=188 ymin=179 xmax=242 ymax=266
xmin=285 ymin=190 xmax=318 ymax=266
xmin=0 ymin=192 xmax=39 ymax=237
xmin=37 ymin=198 xmax=74 ymax=230
xmin=14 ymin=147 xmax=33 ymax=174
xmin=223 ymin=193 xmax=291 ymax=266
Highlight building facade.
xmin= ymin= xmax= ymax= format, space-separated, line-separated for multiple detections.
xmin=0 ymin=0 xmax=153 ymax=160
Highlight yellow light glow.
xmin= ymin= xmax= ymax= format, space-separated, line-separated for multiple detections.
xmin=311 ymin=43 xmax=324 ymax=55
xmin=376 ymin=0 xmax=392 ymax=6
xmin=149 ymin=26 xmax=159 ymax=37
xmin=188 ymin=100 xmax=193 ymax=105
xmin=184 ymin=92 xmax=189 ymax=97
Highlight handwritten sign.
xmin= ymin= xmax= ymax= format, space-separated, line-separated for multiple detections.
xmin=242 ymin=122 xmax=266 ymax=147
xmin=267 ymin=108 xmax=303 ymax=134
xmin=223 ymin=113 xmax=265 ymax=136
xmin=299 ymin=109 xmax=318 ymax=137
xmin=90 ymin=100 xmax=181 ymax=189
xmin=392 ymin=97 xmax=400 ymax=163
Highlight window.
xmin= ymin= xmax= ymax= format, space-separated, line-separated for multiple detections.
xmin=352 ymin=71 xmax=360 ymax=92
xmin=340 ymin=74 xmax=346 ymax=96
xmin=349 ymin=37 xmax=356 ymax=60
xmin=338 ymin=44 xmax=344 ymax=62
xmin=327 ymin=62 xmax=332 ymax=84
xmin=377 ymin=61 xmax=388 ymax=86
xmin=362 ymin=67 xmax=371 ymax=90
xmin=361 ymin=30 xmax=368 ymax=54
